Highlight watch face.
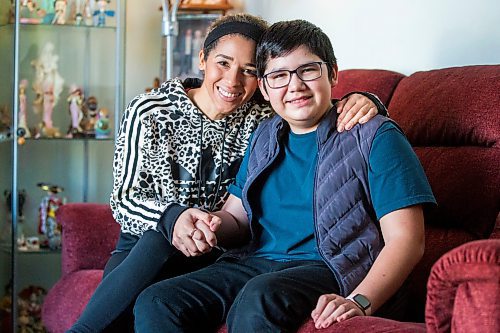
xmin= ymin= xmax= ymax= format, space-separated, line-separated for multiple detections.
xmin=353 ymin=294 xmax=371 ymax=309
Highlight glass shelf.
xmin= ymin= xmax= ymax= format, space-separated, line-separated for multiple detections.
xmin=0 ymin=243 xmax=60 ymax=254
xmin=17 ymin=247 xmax=61 ymax=254
xmin=23 ymin=136 xmax=114 ymax=142
xmin=19 ymin=21 xmax=117 ymax=31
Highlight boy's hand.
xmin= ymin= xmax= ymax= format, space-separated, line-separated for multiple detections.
xmin=311 ymin=293 xmax=365 ymax=329
xmin=172 ymin=208 xmax=219 ymax=257
xmin=336 ymin=93 xmax=378 ymax=132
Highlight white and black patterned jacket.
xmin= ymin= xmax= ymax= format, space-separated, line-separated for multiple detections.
xmin=110 ymin=78 xmax=272 ymax=236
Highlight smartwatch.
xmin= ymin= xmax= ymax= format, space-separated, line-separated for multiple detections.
xmin=347 ymin=294 xmax=371 ymax=315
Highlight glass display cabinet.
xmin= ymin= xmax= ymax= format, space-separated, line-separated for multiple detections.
xmin=0 ymin=0 xmax=124 ymax=331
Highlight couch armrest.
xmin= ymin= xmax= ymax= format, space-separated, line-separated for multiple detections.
xmin=57 ymin=203 xmax=120 ymax=275
xmin=425 ymin=239 xmax=500 ymax=333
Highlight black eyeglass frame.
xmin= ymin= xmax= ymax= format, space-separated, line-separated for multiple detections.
xmin=262 ymin=61 xmax=329 ymax=89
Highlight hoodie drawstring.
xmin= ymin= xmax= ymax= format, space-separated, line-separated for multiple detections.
xmin=195 ymin=114 xmax=228 ymax=211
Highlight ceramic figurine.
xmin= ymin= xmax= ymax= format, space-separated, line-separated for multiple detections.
xmin=37 ymin=183 xmax=65 ymax=250
xmin=94 ymin=107 xmax=111 ymax=139
xmin=66 ymin=84 xmax=84 ymax=138
xmin=19 ymin=0 xmax=47 ymax=24
xmin=74 ymin=0 xmax=84 ymax=24
xmin=52 ymin=0 xmax=67 ymax=24
xmin=93 ymin=0 xmax=114 ymax=27
xmin=31 ymin=42 xmax=64 ymax=138
xmin=18 ymin=79 xmax=31 ymax=138
xmin=0 ymin=105 xmax=11 ymax=141
xmin=83 ymin=0 xmax=94 ymax=25
xmin=82 ymin=95 xmax=98 ymax=136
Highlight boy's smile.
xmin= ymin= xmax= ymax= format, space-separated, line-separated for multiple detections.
xmin=259 ymin=46 xmax=338 ymax=134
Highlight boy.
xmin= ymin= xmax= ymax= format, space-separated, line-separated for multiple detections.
xmin=134 ymin=20 xmax=436 ymax=332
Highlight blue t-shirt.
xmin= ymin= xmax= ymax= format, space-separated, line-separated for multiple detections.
xmin=228 ymin=122 xmax=436 ymax=261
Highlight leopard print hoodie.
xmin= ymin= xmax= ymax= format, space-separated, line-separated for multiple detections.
xmin=110 ymin=78 xmax=272 ymax=236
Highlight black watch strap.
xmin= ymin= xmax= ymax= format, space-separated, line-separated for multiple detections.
xmin=347 ymin=294 xmax=371 ymax=315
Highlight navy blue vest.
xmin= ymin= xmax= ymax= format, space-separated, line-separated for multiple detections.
xmin=239 ymin=109 xmax=391 ymax=296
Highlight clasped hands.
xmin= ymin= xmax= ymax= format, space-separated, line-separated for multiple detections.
xmin=172 ymin=208 xmax=222 ymax=257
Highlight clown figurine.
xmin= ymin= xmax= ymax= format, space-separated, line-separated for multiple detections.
xmin=37 ymin=182 xmax=65 ymax=250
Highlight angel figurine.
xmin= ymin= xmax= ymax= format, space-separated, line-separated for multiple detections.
xmin=31 ymin=42 xmax=64 ymax=138
xmin=66 ymin=84 xmax=84 ymax=138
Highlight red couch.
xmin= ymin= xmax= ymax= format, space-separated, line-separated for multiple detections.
xmin=42 ymin=65 xmax=500 ymax=333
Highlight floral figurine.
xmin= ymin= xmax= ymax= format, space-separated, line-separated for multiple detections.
xmin=94 ymin=107 xmax=111 ymax=139
xmin=93 ymin=0 xmax=114 ymax=27
xmin=31 ymin=42 xmax=64 ymax=138
xmin=18 ymin=79 xmax=31 ymax=138
xmin=66 ymin=84 xmax=84 ymax=138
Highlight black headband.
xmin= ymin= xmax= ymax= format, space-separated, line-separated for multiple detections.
xmin=203 ymin=21 xmax=265 ymax=49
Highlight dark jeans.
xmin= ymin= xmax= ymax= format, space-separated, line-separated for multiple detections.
xmin=67 ymin=230 xmax=221 ymax=333
xmin=134 ymin=256 xmax=339 ymax=333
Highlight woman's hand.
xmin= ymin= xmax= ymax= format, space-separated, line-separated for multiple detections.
xmin=336 ymin=93 xmax=378 ymax=132
xmin=172 ymin=208 xmax=220 ymax=257
xmin=311 ymin=293 xmax=365 ymax=329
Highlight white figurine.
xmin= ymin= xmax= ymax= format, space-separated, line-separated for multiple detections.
xmin=31 ymin=42 xmax=64 ymax=138
xmin=83 ymin=0 xmax=94 ymax=25
xmin=66 ymin=84 xmax=84 ymax=138
xmin=18 ymin=79 xmax=31 ymax=138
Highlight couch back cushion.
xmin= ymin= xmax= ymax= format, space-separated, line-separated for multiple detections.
xmin=388 ymin=65 xmax=500 ymax=239
xmin=332 ymin=69 xmax=406 ymax=105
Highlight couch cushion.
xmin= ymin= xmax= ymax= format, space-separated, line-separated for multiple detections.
xmin=42 ymin=270 xmax=103 ymax=333
xmin=388 ymin=65 xmax=500 ymax=148
xmin=413 ymin=146 xmax=499 ymax=238
xmin=332 ymin=69 xmax=405 ymax=105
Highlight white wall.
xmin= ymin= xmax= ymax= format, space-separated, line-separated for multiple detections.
xmin=125 ymin=0 xmax=163 ymax=102
xmin=243 ymin=0 xmax=500 ymax=75
xmin=124 ymin=0 xmax=500 ymax=101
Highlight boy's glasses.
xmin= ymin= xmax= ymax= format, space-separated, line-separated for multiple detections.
xmin=263 ymin=61 xmax=327 ymax=89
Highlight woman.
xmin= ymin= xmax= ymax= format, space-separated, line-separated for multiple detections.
xmin=68 ymin=13 xmax=385 ymax=333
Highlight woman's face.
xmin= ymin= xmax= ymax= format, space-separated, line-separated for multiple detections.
xmin=197 ymin=35 xmax=258 ymax=120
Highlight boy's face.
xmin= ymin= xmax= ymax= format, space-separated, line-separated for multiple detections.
xmin=258 ymin=45 xmax=338 ymax=134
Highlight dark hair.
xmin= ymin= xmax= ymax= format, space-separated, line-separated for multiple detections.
xmin=256 ymin=20 xmax=337 ymax=80
xmin=203 ymin=13 xmax=269 ymax=60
